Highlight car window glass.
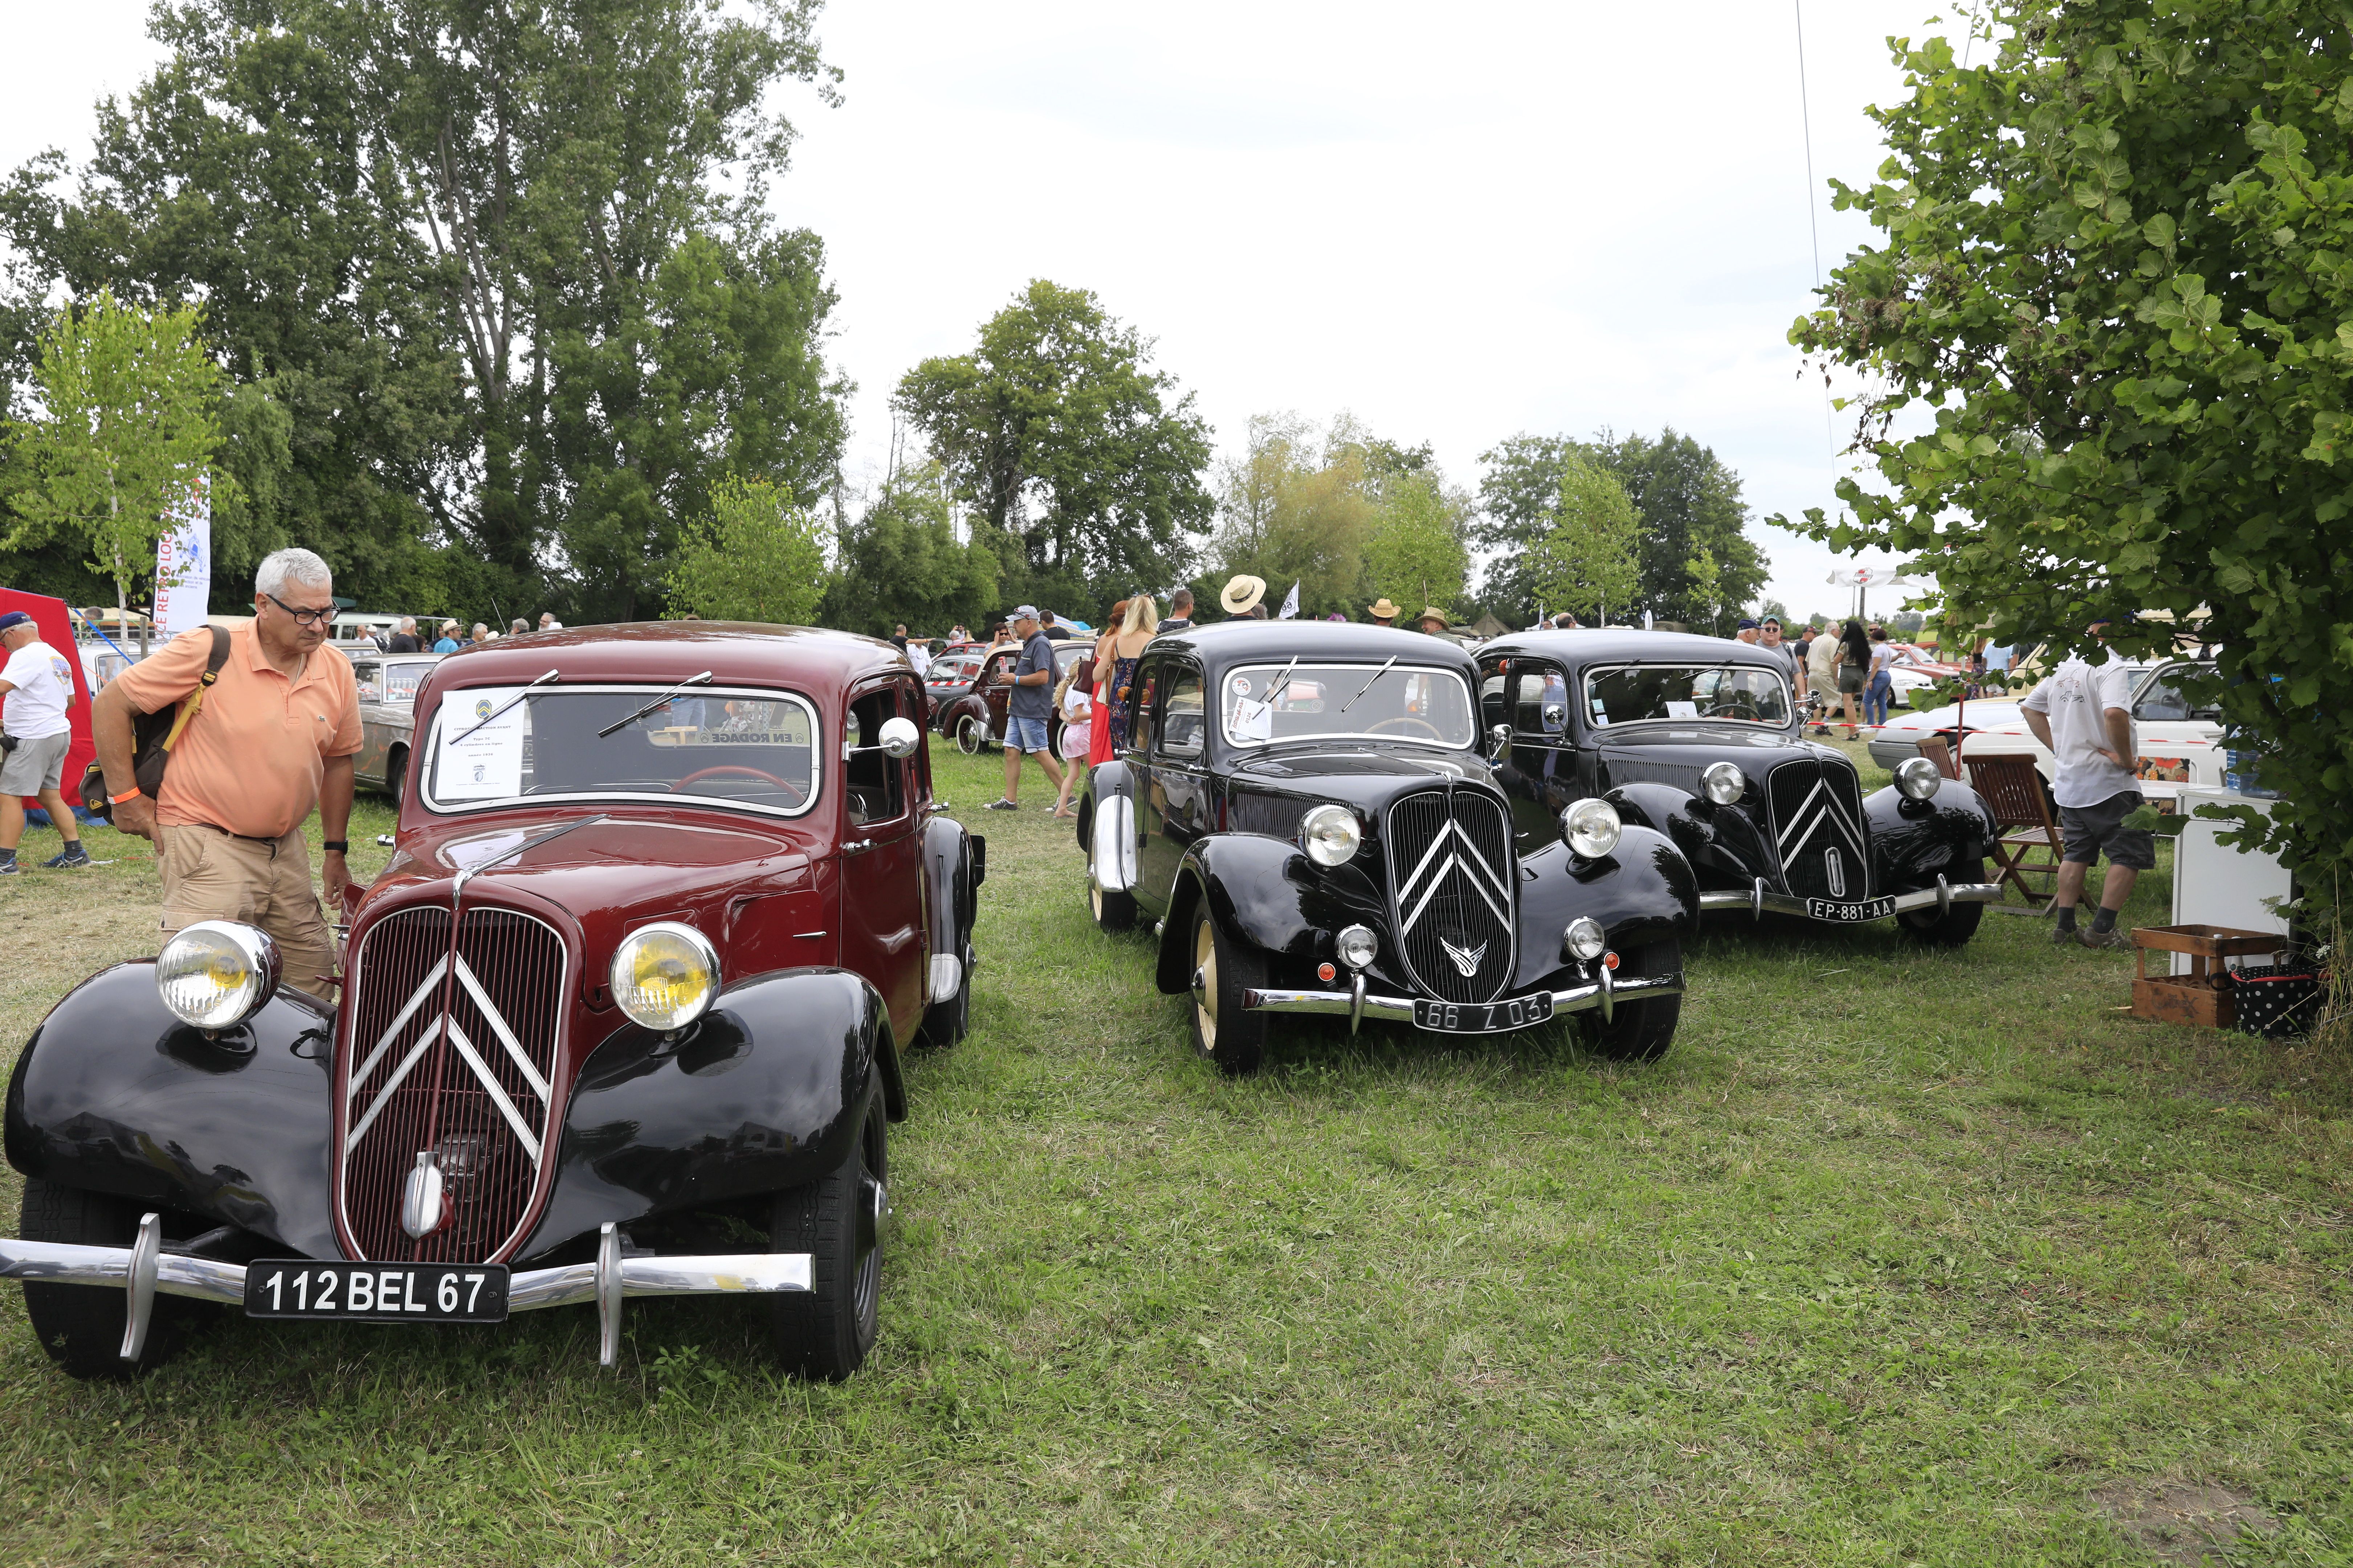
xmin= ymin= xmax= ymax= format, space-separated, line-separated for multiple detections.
xmin=1585 ymin=664 xmax=1792 ymax=728
xmin=1511 ymin=664 xmax=1569 ymax=737
xmin=2133 ymin=665 xmax=2219 ymax=722
xmin=423 ymin=685 xmax=817 ymax=815
xmin=846 ymin=687 xmax=908 ymax=825
xmin=1130 ymin=659 xmax=1160 ymax=752
xmin=382 ymin=663 xmax=431 ymax=704
xmin=1479 ymin=661 xmax=1509 ymax=731
xmin=1217 ymin=662 xmax=1476 ymax=748
xmin=352 ymin=662 xmax=383 ymax=702
xmin=1158 ymin=665 xmax=1206 ymax=758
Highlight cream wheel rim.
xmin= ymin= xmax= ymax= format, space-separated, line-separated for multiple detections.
xmin=1194 ymin=917 xmax=1218 ymax=1050
xmin=1089 ymin=877 xmax=1105 ymax=922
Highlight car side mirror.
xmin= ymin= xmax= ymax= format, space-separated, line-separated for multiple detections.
xmin=1487 ymin=723 xmax=1512 ymax=759
xmin=879 ymin=716 xmax=921 ymax=758
xmin=1542 ymin=702 xmax=1565 ymax=733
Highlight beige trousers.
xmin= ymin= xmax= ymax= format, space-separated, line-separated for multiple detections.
xmin=156 ymin=824 xmax=337 ymax=997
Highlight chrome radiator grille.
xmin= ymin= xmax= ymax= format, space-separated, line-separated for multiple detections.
xmin=339 ymin=906 xmax=566 ymax=1264
xmin=1766 ymin=757 xmax=1869 ymax=902
xmin=1384 ymin=789 xmax=1516 ymax=1004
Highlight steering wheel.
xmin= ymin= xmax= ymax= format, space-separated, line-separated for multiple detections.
xmin=1366 ymin=716 xmax=1446 ymax=740
xmin=1708 ymin=698 xmax=1762 ymax=722
xmin=674 ymin=763 xmax=806 ymax=805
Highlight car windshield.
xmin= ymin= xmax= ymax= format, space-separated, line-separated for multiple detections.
xmin=382 ymin=662 xmax=434 ymax=703
xmin=421 ymin=684 xmax=819 ymax=816
xmin=1218 ymin=662 xmax=1476 ymax=748
xmin=1585 ymin=664 xmax=1793 ymax=728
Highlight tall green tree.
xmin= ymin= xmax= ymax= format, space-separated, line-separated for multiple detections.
xmin=2 ymin=0 xmax=846 ymax=623
xmin=1780 ymin=4 xmax=2353 ymax=880
xmin=1529 ymin=453 xmax=1640 ymax=625
xmin=1476 ymin=429 xmax=1766 ymax=625
xmin=663 ymin=474 xmax=829 ymax=625
xmin=896 ymin=280 xmax=1212 ymax=612
xmin=1208 ymin=413 xmax=1378 ymax=620
xmin=1363 ymin=470 xmax=1469 ymax=617
xmin=7 ymin=290 xmax=233 ymax=629
xmin=820 ymin=460 xmax=1001 ymax=637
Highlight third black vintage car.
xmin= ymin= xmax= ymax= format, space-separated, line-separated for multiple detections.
xmin=1473 ymin=629 xmax=2003 ymax=943
xmin=1077 ymin=622 xmax=1699 ymax=1074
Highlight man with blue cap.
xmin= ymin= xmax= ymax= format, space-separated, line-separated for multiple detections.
xmin=0 ymin=609 xmax=88 ymax=871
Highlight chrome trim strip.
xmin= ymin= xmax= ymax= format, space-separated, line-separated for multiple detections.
xmin=1241 ymin=971 xmax=1684 ymax=1024
xmin=1 ymin=1244 xmax=816 ymax=1321
xmin=454 ymin=954 xmax=554 ymax=1101
xmin=346 ymin=950 xmax=450 ymax=1101
xmin=342 ymin=1021 xmax=443 ymax=1152
xmin=443 ymin=1020 xmax=543 ymax=1162
xmin=120 ymin=1213 xmax=160 ymax=1361
xmin=1697 ymin=881 xmax=2005 ymax=919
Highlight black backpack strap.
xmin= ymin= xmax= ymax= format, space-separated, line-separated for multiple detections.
xmin=161 ymin=625 xmax=233 ymax=755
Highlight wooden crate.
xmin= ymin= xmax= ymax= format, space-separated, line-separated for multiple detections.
xmin=2127 ymin=924 xmax=2284 ymax=1029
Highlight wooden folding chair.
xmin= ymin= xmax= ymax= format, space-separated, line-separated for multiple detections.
xmin=1966 ymin=752 xmax=2062 ymax=904
xmin=1917 ymin=734 xmax=1962 ymax=779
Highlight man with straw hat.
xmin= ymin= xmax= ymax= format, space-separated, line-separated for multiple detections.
xmin=1219 ymin=575 xmax=1266 ymax=619
xmin=1416 ymin=606 xmax=1453 ymax=637
xmin=1366 ymin=598 xmax=1400 ymax=626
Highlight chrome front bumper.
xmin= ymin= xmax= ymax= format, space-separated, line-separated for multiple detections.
xmin=1239 ymin=964 xmax=1683 ymax=1035
xmin=0 ymin=1217 xmax=812 ymax=1369
xmin=1697 ymin=875 xmax=2004 ymax=922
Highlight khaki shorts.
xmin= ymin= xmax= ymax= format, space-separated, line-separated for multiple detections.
xmin=156 ymin=824 xmax=337 ymax=997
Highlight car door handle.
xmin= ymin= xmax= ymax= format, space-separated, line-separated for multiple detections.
xmin=843 ymin=838 xmax=876 ymax=856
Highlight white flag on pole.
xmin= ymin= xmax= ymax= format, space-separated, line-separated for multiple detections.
xmin=154 ymin=474 xmax=213 ymax=640
xmin=1277 ymin=580 xmax=1300 ymax=620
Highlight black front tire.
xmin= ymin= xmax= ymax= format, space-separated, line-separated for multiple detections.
xmin=1186 ymin=904 xmax=1267 ymax=1075
xmin=767 ymin=1092 xmax=887 ymax=1380
xmin=1583 ymin=939 xmax=1683 ymax=1063
xmin=18 ymin=1180 xmax=190 ymax=1380
xmin=1897 ymin=858 xmax=1987 ymax=947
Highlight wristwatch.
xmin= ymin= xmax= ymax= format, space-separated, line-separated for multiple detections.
xmin=322 ymin=840 xmax=349 ymax=855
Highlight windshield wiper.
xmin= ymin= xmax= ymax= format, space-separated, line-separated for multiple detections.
xmin=597 ymin=671 xmax=715 ymax=738
xmin=445 ymin=670 xmax=557 ymax=747
xmin=1338 ymin=656 xmax=1398 ymax=714
xmin=1256 ymin=657 xmax=1302 ymax=709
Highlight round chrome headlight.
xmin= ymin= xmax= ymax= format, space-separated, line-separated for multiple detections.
xmin=156 ymin=920 xmax=281 ymax=1029
xmin=610 ymin=922 xmax=720 ymax=1032
xmin=1561 ymin=797 xmax=1623 ymax=859
xmin=1702 ymin=760 xmax=1745 ymax=806
xmin=1895 ymin=755 xmax=1944 ymax=801
xmin=1336 ymin=924 xmax=1378 ymax=971
xmin=1300 ymin=803 xmax=1362 ymax=867
xmin=1563 ymin=916 xmax=1607 ymax=963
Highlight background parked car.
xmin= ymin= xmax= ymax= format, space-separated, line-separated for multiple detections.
xmin=935 ymin=639 xmax=1092 ymax=754
xmin=345 ymin=651 xmax=445 ymax=805
xmin=1867 ymin=697 xmax=2024 ymax=775
xmin=923 ymin=648 xmax=987 ymax=729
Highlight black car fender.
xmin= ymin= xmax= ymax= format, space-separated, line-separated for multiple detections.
xmin=1866 ymin=783 xmax=1997 ymax=889
xmin=4 ymin=961 xmax=344 ymax=1258
xmin=1511 ymin=829 xmax=1698 ymax=989
xmin=1152 ymin=834 xmax=1386 ymax=994
xmin=520 ymin=966 xmax=896 ymax=1261
xmin=923 ymin=812 xmax=979 ymax=967
xmin=1606 ymin=783 xmax=1774 ymax=888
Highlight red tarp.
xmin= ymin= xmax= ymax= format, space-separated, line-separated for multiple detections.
xmin=0 ymin=589 xmax=98 ymax=812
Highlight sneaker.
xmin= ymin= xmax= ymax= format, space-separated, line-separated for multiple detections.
xmin=2077 ymin=926 xmax=2130 ymax=950
xmin=2048 ymin=923 xmax=2079 ymax=946
xmin=0 ymin=860 xmax=16 ymax=876
xmin=42 ymin=846 xmax=91 ymax=869
xmin=984 ymin=798 xmax=1019 ymax=812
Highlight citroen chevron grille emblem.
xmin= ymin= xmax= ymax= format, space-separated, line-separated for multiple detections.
xmin=344 ymin=954 xmax=546 ymax=1164
xmin=1387 ymin=792 xmax=1516 ymax=1005
xmin=1440 ymin=937 xmax=1488 ymax=978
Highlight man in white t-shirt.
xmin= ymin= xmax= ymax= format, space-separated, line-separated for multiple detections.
xmin=2021 ymin=620 xmax=2152 ymax=948
xmin=0 ymin=611 xmax=87 ymax=871
xmin=1804 ymin=625 xmax=1839 ymax=732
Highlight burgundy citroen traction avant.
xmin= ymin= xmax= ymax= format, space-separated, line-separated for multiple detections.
xmin=2 ymin=622 xmax=985 ymax=1382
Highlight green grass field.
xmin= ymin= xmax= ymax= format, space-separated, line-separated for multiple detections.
xmin=1 ymin=743 xmax=2347 ymax=1565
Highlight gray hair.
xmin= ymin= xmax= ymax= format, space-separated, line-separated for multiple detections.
xmin=256 ymin=547 xmax=331 ymax=599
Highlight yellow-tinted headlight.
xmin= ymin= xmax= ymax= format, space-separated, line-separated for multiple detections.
xmin=609 ymin=922 xmax=719 ymax=1032
xmin=155 ymin=920 xmax=281 ymax=1029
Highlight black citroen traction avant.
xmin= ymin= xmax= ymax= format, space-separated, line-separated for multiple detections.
xmin=1472 ymin=629 xmax=2003 ymax=944
xmin=1075 ymin=621 xmax=1701 ymax=1075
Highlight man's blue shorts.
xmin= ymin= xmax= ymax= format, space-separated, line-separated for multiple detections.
xmin=1008 ymin=716 xmax=1052 ymax=754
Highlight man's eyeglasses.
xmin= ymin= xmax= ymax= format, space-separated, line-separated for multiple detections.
xmin=264 ymin=592 xmax=333 ymax=628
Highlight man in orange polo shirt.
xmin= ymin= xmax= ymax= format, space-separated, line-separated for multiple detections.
xmin=93 ymin=547 xmax=362 ymax=996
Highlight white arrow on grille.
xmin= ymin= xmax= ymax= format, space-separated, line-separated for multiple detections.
xmin=345 ymin=954 xmax=545 ymax=1163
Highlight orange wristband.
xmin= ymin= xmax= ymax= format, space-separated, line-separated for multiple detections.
xmin=109 ymin=787 xmax=143 ymax=806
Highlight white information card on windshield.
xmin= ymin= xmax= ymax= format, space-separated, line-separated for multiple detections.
xmin=1664 ymin=701 xmax=1699 ymax=719
xmin=1230 ymin=697 xmax=1273 ymax=743
xmin=437 ymin=687 xmax=529 ymax=800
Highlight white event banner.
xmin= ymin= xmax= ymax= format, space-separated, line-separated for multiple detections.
xmin=153 ymin=474 xmax=212 ymax=640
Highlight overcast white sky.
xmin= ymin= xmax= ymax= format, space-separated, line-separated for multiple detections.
xmin=2 ymin=0 xmax=1958 ymax=621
